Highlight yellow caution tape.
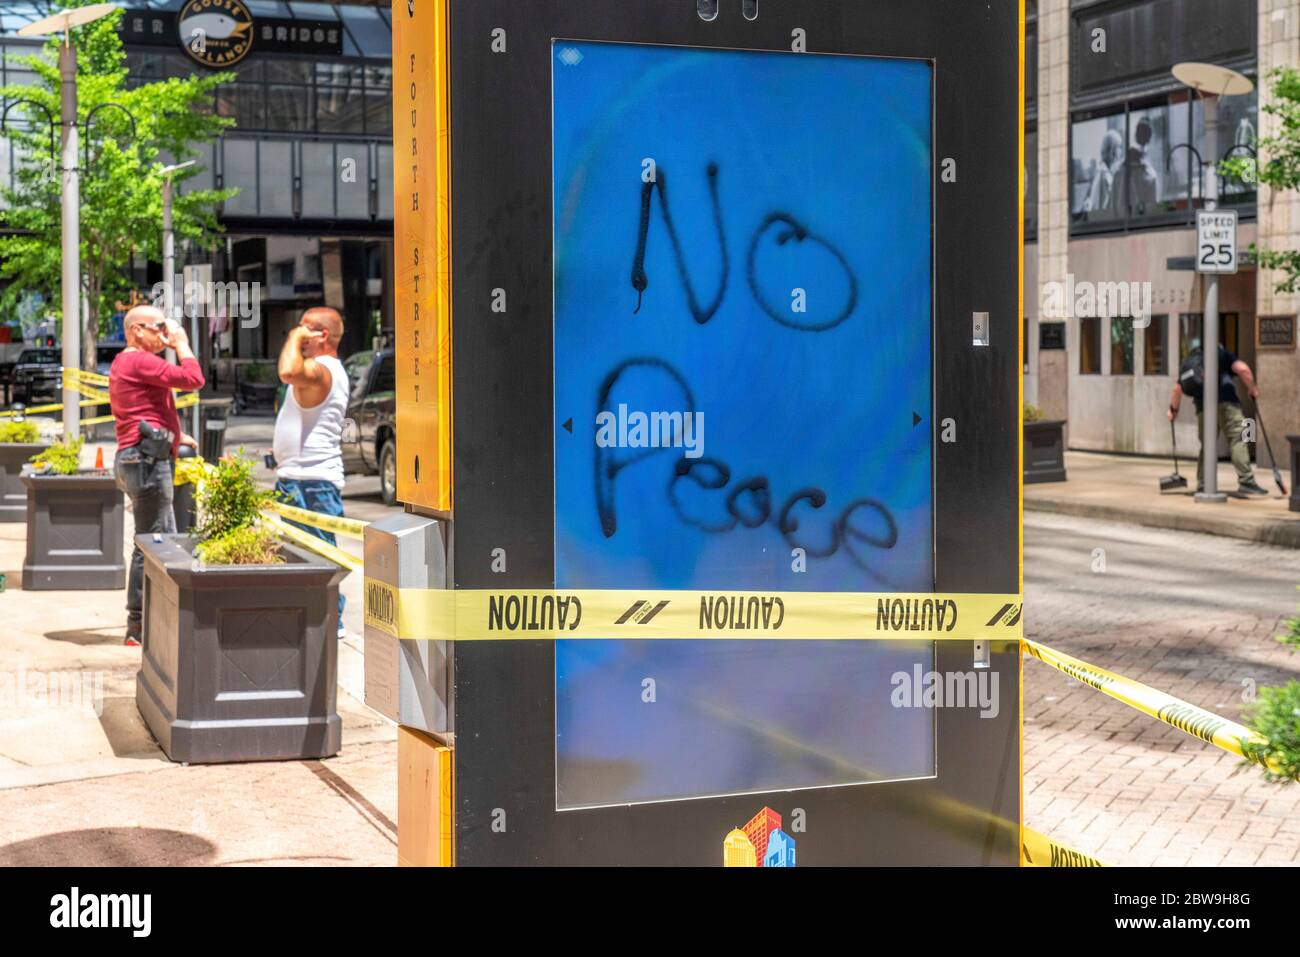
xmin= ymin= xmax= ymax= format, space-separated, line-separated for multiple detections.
xmin=362 ymin=582 xmax=1024 ymax=642
xmin=1023 ymin=638 xmax=1276 ymax=771
xmin=266 ymin=499 xmax=368 ymax=540
xmin=263 ymin=513 xmax=363 ymax=572
xmin=70 ymin=368 xmax=110 ymax=387
xmin=1021 ymin=827 xmax=1105 ymax=867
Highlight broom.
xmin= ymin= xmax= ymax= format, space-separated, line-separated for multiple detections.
xmin=1254 ymin=401 xmax=1288 ymax=496
xmin=1160 ymin=420 xmax=1188 ymax=492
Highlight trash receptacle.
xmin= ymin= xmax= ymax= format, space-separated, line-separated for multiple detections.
xmin=199 ymin=397 xmax=232 ymax=463
xmin=173 ymin=444 xmax=198 ymax=533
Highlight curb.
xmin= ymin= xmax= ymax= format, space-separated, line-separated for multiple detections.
xmin=1024 ymin=496 xmax=1300 ymax=549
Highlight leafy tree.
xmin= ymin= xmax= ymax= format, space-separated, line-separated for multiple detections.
xmin=1221 ymin=67 xmax=1300 ymax=294
xmin=0 ymin=0 xmax=237 ymax=369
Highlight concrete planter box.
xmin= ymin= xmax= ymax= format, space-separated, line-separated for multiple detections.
xmin=21 ymin=471 xmax=126 ymax=589
xmin=1288 ymin=435 xmax=1300 ymax=513
xmin=0 ymin=442 xmax=46 ymax=523
xmin=1024 ymin=420 xmax=1067 ymax=485
xmin=135 ymin=534 xmax=345 ymax=764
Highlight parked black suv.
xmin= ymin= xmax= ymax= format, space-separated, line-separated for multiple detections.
xmin=11 ymin=348 xmax=61 ymax=403
xmin=340 ymin=348 xmax=397 ymax=505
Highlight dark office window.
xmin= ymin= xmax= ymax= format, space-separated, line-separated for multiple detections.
xmin=217 ymin=83 xmax=265 ymax=129
xmin=1110 ymin=317 xmax=1134 ymax=375
xmin=1080 ymin=317 xmax=1101 ymax=374
xmin=266 ymin=59 xmax=313 ymax=85
xmin=1144 ymin=315 xmax=1168 ymax=375
xmin=266 ymin=84 xmax=313 ymax=132
xmin=1072 ymin=0 xmax=1257 ymax=98
xmin=1178 ymin=312 xmax=1239 ymax=364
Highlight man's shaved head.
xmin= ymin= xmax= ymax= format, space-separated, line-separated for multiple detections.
xmin=124 ymin=304 xmax=166 ymax=330
xmin=301 ymin=307 xmax=344 ymax=346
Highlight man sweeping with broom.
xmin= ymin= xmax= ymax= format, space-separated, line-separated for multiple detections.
xmin=1168 ymin=339 xmax=1269 ymax=497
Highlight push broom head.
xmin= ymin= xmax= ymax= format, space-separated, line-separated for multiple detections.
xmin=1160 ymin=472 xmax=1188 ymax=492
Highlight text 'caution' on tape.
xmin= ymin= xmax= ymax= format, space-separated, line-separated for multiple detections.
xmin=1023 ymin=638 xmax=1277 ymax=771
xmin=1021 ymin=827 xmax=1106 ymax=867
xmin=362 ymin=582 xmax=1025 ymax=642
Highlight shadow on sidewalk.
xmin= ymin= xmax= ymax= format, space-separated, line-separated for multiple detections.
xmin=0 ymin=827 xmax=216 ymax=866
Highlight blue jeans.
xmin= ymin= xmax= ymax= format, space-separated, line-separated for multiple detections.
xmin=116 ymin=448 xmax=176 ymax=633
xmin=276 ymin=479 xmax=347 ymax=625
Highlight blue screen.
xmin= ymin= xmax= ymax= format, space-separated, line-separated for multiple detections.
xmin=553 ymin=41 xmax=935 ymax=809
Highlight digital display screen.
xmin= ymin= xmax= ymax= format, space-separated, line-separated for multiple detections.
xmin=553 ymin=41 xmax=935 ymax=809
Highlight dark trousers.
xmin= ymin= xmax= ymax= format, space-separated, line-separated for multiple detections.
xmin=275 ymin=478 xmax=347 ymax=622
xmin=115 ymin=447 xmax=175 ymax=632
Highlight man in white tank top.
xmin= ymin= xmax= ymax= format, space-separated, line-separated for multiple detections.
xmin=272 ymin=306 xmax=351 ymax=637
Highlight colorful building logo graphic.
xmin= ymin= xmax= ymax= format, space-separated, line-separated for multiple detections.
xmin=723 ymin=807 xmax=796 ymax=867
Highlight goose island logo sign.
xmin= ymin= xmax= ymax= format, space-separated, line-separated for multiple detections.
xmin=178 ymin=0 xmax=253 ymax=68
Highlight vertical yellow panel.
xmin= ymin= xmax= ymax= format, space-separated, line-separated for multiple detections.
xmin=393 ymin=0 xmax=453 ymax=512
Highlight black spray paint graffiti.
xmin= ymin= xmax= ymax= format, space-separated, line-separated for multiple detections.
xmin=595 ymin=358 xmax=898 ymax=574
xmin=631 ymin=163 xmax=858 ymax=332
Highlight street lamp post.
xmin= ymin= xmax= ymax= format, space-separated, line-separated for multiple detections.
xmin=1171 ymin=62 xmax=1253 ymax=505
xmin=160 ymin=160 xmax=197 ymax=434
xmin=17 ymin=4 xmax=120 ymax=440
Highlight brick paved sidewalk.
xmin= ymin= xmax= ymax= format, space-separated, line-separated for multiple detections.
xmin=1024 ymin=528 xmax=1300 ymax=866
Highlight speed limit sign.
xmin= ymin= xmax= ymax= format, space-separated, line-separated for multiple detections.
xmin=1197 ymin=210 xmax=1238 ymax=275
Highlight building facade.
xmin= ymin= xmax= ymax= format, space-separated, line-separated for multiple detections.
xmin=0 ymin=0 xmax=394 ymax=363
xmin=1028 ymin=0 xmax=1300 ymax=464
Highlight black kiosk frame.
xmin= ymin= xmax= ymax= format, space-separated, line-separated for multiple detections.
xmin=403 ymin=0 xmax=1024 ymax=866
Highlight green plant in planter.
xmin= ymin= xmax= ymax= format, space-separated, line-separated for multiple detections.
xmin=1023 ymin=403 xmax=1045 ymax=423
xmin=28 ymin=436 xmax=83 ymax=475
xmin=1241 ymin=681 xmax=1300 ymax=783
xmin=0 ymin=420 xmax=40 ymax=443
xmin=1277 ymin=588 xmax=1300 ymax=651
xmin=193 ymin=451 xmax=283 ymax=565
xmin=241 ymin=362 xmax=275 ymax=384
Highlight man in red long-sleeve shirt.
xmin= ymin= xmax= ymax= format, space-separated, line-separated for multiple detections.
xmin=109 ymin=305 xmax=205 ymax=646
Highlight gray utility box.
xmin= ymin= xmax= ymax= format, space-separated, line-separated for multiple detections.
xmin=135 ymin=534 xmax=346 ymax=764
xmin=0 ymin=443 xmax=46 ymax=523
xmin=21 ymin=471 xmax=126 ymax=590
xmin=362 ymin=513 xmax=451 ymax=735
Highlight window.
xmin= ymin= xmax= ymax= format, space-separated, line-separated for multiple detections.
xmin=1071 ymin=88 xmax=1256 ymax=233
xmin=1080 ymin=318 xmax=1101 ymax=374
xmin=1110 ymin=317 xmax=1133 ymax=375
xmin=1071 ymin=111 xmax=1126 ymax=226
xmin=1116 ymin=100 xmax=1189 ymax=223
xmin=1194 ymin=89 xmax=1259 ymax=208
xmin=373 ymin=354 xmax=395 ymax=393
xmin=1144 ymin=315 xmax=1168 ymax=375
xmin=1178 ymin=313 xmax=1239 ymax=364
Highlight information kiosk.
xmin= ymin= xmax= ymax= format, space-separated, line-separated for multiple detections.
xmin=368 ymin=0 xmax=1025 ymax=866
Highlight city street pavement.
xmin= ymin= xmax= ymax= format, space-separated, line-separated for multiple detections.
xmin=1027 ymin=450 xmax=1300 ymax=547
xmin=0 ymin=416 xmax=405 ymax=866
xmin=1024 ymin=510 xmax=1300 ymax=866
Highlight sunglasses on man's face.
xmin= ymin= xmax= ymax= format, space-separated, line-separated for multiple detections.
xmin=135 ymin=321 xmax=167 ymax=332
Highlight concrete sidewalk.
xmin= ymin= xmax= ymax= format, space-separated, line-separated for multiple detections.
xmin=1026 ymin=451 xmax=1300 ymax=547
xmin=0 ymin=424 xmax=400 ymax=866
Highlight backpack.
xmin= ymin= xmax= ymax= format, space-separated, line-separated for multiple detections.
xmin=1178 ymin=350 xmax=1204 ymax=400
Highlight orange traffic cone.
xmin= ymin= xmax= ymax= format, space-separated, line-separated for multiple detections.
xmin=94 ymin=446 xmax=104 ymax=470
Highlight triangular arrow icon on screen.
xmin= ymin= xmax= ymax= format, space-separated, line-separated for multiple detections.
xmin=562 ymin=418 xmax=573 ymax=434
xmin=912 ymin=412 xmax=922 ymax=427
